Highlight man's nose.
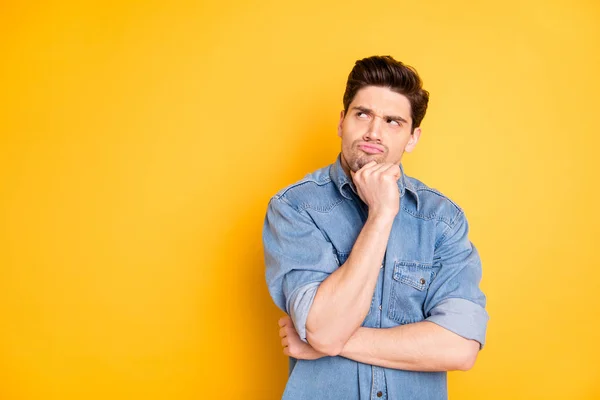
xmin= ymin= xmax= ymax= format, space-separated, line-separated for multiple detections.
xmin=364 ymin=117 xmax=383 ymax=142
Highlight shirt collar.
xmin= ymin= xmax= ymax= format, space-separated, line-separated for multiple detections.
xmin=330 ymin=153 xmax=420 ymax=210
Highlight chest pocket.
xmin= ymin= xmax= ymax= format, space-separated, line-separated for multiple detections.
xmin=388 ymin=260 xmax=438 ymax=324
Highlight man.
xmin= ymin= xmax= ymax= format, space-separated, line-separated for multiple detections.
xmin=262 ymin=56 xmax=488 ymax=400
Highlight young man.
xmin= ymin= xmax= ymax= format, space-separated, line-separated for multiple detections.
xmin=263 ymin=56 xmax=488 ymax=400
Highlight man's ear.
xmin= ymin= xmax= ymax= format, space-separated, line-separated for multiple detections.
xmin=337 ymin=110 xmax=345 ymax=138
xmin=404 ymin=127 xmax=421 ymax=153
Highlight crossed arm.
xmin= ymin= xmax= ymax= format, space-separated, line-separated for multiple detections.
xmin=279 ymin=315 xmax=480 ymax=372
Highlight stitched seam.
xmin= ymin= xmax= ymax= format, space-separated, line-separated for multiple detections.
xmin=400 ymin=276 xmax=426 ymax=290
xmin=393 ymin=266 xmax=434 ymax=291
xmin=434 ymin=217 xmax=457 ymax=250
xmin=267 ymin=199 xmax=338 ymax=265
xmin=401 ymin=206 xmax=453 ymax=226
xmin=394 ymin=260 xmax=434 ymax=268
xmin=397 ymin=316 xmax=425 ymax=324
xmin=434 ymin=209 xmax=465 ymax=250
xmin=429 ymin=296 xmax=486 ymax=309
xmin=300 ymin=197 xmax=345 ymax=213
xmin=275 ymin=177 xmax=333 ymax=199
xmin=415 ymin=187 xmax=463 ymax=213
xmin=275 ymin=190 xmax=345 ymax=214
xmin=449 ymin=208 xmax=464 ymax=227
xmin=275 ymin=180 xmax=348 ymax=214
xmin=388 ymin=283 xmax=425 ymax=325
xmin=388 ymin=281 xmax=398 ymax=322
xmin=275 ymin=195 xmax=300 ymax=213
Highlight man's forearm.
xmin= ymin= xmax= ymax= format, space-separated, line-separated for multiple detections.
xmin=339 ymin=321 xmax=480 ymax=371
xmin=305 ymin=214 xmax=394 ymax=355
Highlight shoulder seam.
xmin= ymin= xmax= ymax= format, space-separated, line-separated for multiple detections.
xmin=275 ymin=176 xmax=333 ymax=200
xmin=434 ymin=209 xmax=465 ymax=249
xmin=414 ymin=186 xmax=463 ymax=214
xmin=270 ymin=194 xmax=307 ymax=216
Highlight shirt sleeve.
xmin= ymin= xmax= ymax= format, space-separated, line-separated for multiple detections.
xmin=423 ymin=210 xmax=489 ymax=348
xmin=263 ymin=196 xmax=339 ymax=343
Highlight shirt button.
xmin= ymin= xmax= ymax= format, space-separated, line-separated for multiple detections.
xmin=377 ymin=391 xmax=383 ymax=397
xmin=419 ymin=278 xmax=426 ymax=285
xmin=378 ymin=305 xmax=382 ymax=311
xmin=380 ymin=264 xmax=384 ymax=269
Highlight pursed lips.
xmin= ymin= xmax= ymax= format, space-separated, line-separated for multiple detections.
xmin=357 ymin=143 xmax=384 ymax=154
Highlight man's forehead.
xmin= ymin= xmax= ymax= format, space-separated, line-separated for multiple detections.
xmin=350 ymin=86 xmax=412 ymax=119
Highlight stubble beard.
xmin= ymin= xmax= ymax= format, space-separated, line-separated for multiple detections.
xmin=345 ymin=142 xmax=387 ymax=172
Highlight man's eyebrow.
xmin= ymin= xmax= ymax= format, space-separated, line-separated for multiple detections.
xmin=350 ymin=106 xmax=409 ymax=124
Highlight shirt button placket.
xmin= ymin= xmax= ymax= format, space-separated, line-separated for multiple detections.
xmin=371 ymin=366 xmax=387 ymax=399
xmin=371 ymin=264 xmax=386 ymax=399
xmin=378 ymin=264 xmax=383 ymax=312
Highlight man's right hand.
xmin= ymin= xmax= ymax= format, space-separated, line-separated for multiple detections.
xmin=350 ymin=161 xmax=401 ymax=219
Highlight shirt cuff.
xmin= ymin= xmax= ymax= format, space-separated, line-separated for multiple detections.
xmin=426 ymin=297 xmax=489 ymax=348
xmin=286 ymin=281 xmax=320 ymax=343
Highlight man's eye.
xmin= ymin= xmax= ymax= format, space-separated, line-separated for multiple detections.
xmin=357 ymin=112 xmax=368 ymax=118
xmin=388 ymin=119 xmax=400 ymax=126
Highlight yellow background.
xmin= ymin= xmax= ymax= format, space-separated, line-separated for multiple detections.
xmin=1 ymin=0 xmax=599 ymax=399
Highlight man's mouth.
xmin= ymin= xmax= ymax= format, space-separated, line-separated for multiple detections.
xmin=357 ymin=143 xmax=384 ymax=154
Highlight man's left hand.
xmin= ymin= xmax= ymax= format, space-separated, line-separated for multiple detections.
xmin=278 ymin=316 xmax=327 ymax=360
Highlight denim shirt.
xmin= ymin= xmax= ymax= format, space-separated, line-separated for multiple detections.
xmin=263 ymin=154 xmax=489 ymax=400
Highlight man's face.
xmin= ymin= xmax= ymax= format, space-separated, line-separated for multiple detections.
xmin=338 ymin=86 xmax=421 ymax=174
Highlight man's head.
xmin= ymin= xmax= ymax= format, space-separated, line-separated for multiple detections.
xmin=338 ymin=55 xmax=429 ymax=173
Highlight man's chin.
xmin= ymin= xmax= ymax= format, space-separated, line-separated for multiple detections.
xmin=353 ymin=155 xmax=384 ymax=171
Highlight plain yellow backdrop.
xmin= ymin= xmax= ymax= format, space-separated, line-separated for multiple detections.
xmin=1 ymin=0 xmax=599 ymax=399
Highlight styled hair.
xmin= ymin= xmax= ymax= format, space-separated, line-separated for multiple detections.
xmin=342 ymin=56 xmax=429 ymax=130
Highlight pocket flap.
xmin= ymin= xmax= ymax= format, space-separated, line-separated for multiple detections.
xmin=392 ymin=261 xmax=434 ymax=291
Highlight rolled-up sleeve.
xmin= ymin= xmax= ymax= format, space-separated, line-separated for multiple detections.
xmin=263 ymin=196 xmax=338 ymax=343
xmin=424 ymin=210 xmax=489 ymax=348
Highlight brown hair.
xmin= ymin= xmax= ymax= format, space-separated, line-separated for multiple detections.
xmin=342 ymin=56 xmax=429 ymax=131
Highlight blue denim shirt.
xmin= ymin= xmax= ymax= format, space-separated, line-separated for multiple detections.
xmin=263 ymin=154 xmax=489 ymax=400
